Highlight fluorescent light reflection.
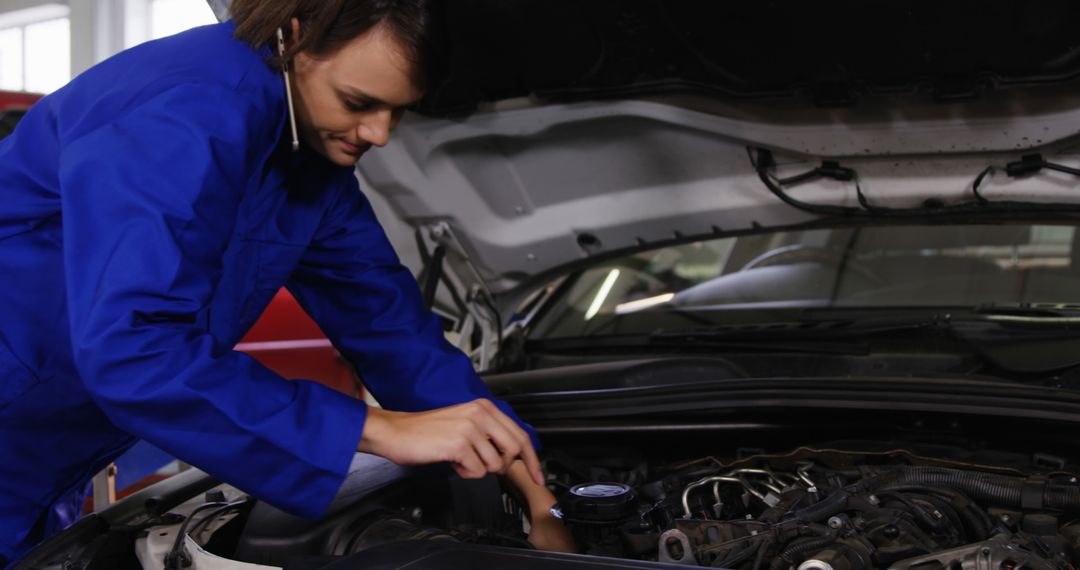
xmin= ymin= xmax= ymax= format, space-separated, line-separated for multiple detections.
xmin=584 ymin=269 xmax=620 ymax=320
xmin=615 ymin=292 xmax=675 ymax=315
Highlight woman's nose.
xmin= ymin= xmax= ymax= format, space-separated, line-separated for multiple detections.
xmin=357 ymin=108 xmax=393 ymax=148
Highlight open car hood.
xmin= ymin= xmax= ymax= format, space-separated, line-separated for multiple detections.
xmin=214 ymin=0 xmax=1080 ymax=296
xmin=360 ymin=89 xmax=1080 ymax=297
xmin=356 ymin=0 xmax=1080 ymax=296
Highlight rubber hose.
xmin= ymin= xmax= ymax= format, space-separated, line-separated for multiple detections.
xmin=794 ymin=490 xmax=849 ymax=523
xmin=877 ymin=492 xmax=948 ymax=532
xmin=711 ymin=540 xmax=759 ymax=568
xmin=751 ymin=535 xmax=776 ymax=570
xmin=874 ymin=467 xmax=1080 ymax=512
xmin=888 ymin=485 xmax=992 ymax=540
xmin=761 ymin=491 xmax=809 ymax=524
xmin=768 ymin=534 xmax=838 ymax=570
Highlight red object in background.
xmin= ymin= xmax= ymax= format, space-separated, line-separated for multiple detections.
xmin=236 ymin=289 xmax=361 ymax=397
xmin=0 ymin=89 xmax=43 ymax=109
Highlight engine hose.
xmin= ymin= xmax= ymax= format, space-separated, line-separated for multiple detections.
xmin=710 ymin=539 xmax=759 ymax=568
xmin=887 ymin=485 xmax=992 ymax=540
xmin=751 ymin=535 xmax=776 ymax=570
xmin=761 ymin=491 xmax=809 ymax=524
xmin=768 ymin=534 xmax=839 ymax=570
xmin=873 ymin=467 xmax=1080 ymax=512
xmin=904 ymin=492 xmax=971 ymax=542
xmin=793 ymin=490 xmax=849 ymax=523
xmin=773 ymin=522 xmax=833 ymax=544
xmin=877 ymin=492 xmax=949 ymax=533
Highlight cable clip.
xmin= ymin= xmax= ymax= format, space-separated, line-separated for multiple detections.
xmin=1005 ymin=154 xmax=1047 ymax=178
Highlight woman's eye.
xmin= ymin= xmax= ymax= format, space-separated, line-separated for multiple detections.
xmin=346 ymin=100 xmax=374 ymax=112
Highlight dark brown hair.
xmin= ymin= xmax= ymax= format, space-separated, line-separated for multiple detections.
xmin=230 ymin=0 xmax=434 ymax=89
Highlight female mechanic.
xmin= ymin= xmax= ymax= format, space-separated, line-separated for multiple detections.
xmin=0 ymin=0 xmax=572 ymax=563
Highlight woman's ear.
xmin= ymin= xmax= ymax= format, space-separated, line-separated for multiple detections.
xmin=287 ymin=17 xmax=310 ymax=72
xmin=289 ymin=17 xmax=301 ymax=47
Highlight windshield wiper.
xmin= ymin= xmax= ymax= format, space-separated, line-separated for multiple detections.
xmin=972 ymin=303 xmax=1080 ymax=324
xmin=655 ymin=315 xmax=941 ymax=340
xmin=797 ymin=306 xmax=1080 ymax=374
xmin=530 ymin=314 xmax=949 ymax=355
xmin=527 ymin=330 xmax=869 ymax=356
xmin=528 ymin=306 xmax=1080 ymax=375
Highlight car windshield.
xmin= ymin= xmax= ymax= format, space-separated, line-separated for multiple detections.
xmin=529 ymin=223 xmax=1080 ymax=338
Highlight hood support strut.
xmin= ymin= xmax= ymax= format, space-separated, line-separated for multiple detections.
xmin=416 ymin=222 xmax=504 ymax=371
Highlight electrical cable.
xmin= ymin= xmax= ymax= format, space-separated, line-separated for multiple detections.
xmin=749 ymin=147 xmax=1080 ymax=219
xmin=163 ymin=497 xmax=250 ymax=570
xmin=185 ymin=500 xmax=251 ymax=547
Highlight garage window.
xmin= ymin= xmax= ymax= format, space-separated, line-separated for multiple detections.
xmin=0 ymin=4 xmax=70 ymax=93
xmin=124 ymin=0 xmax=217 ymax=48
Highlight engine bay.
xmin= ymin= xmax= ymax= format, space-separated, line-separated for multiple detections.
xmin=142 ymin=434 xmax=1080 ymax=570
xmin=544 ymin=448 xmax=1079 ymax=569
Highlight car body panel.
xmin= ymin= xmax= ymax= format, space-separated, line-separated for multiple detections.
xmin=359 ymin=93 xmax=1080 ymax=295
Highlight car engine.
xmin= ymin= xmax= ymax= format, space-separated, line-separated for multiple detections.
xmin=544 ymin=449 xmax=1080 ymax=569
xmin=163 ymin=445 xmax=1080 ymax=569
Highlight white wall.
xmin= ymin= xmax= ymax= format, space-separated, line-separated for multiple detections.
xmin=0 ymin=0 xmax=218 ymax=91
xmin=70 ymin=0 xmax=124 ymax=78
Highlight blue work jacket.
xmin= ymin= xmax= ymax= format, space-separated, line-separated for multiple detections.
xmin=0 ymin=21 xmax=535 ymax=563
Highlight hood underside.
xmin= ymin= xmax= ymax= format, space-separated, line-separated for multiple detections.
xmin=359 ymin=1 xmax=1080 ymax=295
xmin=212 ymin=0 xmax=1080 ymax=295
xmin=420 ymin=0 xmax=1080 ymax=115
xmin=360 ymin=89 xmax=1080 ymax=295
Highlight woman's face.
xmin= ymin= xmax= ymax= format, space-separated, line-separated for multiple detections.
xmin=289 ymin=20 xmax=423 ymax=167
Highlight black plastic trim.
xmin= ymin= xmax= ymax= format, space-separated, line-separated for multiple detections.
xmin=14 ymin=469 xmax=219 ymax=570
xmin=502 ymin=377 xmax=1080 ymax=426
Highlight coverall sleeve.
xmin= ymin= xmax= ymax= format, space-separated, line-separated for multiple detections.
xmin=286 ymin=178 xmax=540 ymax=449
xmin=59 ymin=83 xmax=367 ymax=520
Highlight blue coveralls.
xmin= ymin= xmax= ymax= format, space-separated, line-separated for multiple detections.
xmin=0 ymin=21 xmax=535 ymax=564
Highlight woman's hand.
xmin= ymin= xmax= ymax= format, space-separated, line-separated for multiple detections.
xmin=504 ymin=460 xmax=578 ymax=554
xmin=357 ymin=399 xmax=543 ymax=486
xmin=527 ymin=510 xmax=577 ymax=553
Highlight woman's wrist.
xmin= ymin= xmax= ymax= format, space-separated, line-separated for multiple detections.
xmin=357 ymin=406 xmax=398 ymax=456
xmin=504 ymin=460 xmax=557 ymax=517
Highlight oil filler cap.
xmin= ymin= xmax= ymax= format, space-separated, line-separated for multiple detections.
xmin=557 ymin=482 xmax=636 ymax=525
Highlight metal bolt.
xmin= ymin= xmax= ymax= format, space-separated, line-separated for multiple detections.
xmin=868 ymin=494 xmax=880 ymax=506
xmin=828 ymin=516 xmax=843 ymax=529
xmin=1071 ymin=477 xmax=1078 ymax=484
xmin=932 ymin=510 xmax=943 ymax=519
xmin=751 ymin=530 xmax=759 ymax=536
xmin=746 ymin=514 xmax=754 ymax=520
xmin=411 ymin=507 xmax=423 ymax=521
xmin=1000 ymin=514 xmax=1011 ymax=523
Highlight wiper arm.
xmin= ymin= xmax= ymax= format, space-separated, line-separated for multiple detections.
xmin=529 ymin=308 xmax=1080 ymax=374
xmin=647 ymin=332 xmax=867 ymax=355
xmin=972 ymin=303 xmax=1080 ymax=325
xmin=527 ymin=331 xmax=868 ymax=356
xmin=654 ymin=315 xmax=942 ymax=342
xmin=797 ymin=306 xmax=1080 ymax=373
